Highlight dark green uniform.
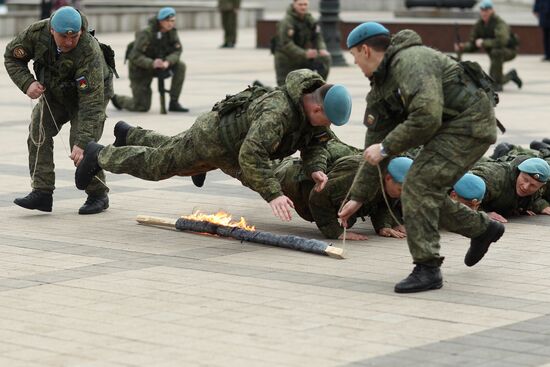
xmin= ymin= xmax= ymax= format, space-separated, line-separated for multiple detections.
xmin=472 ymin=154 xmax=549 ymax=215
xmin=113 ymin=17 xmax=185 ymax=112
xmin=462 ymin=13 xmax=519 ymax=88
xmin=99 ymin=69 xmax=333 ymax=202
xmin=218 ymin=0 xmax=240 ymax=47
xmin=273 ymin=5 xmax=331 ymax=86
xmin=4 ymin=15 xmax=113 ymax=196
xmin=351 ymin=30 xmax=497 ymax=266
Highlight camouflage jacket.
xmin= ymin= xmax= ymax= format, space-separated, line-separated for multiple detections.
xmin=129 ymin=17 xmax=182 ymax=70
xmin=4 ymin=14 xmax=114 ymax=149
xmin=218 ymin=0 xmax=241 ymax=11
xmin=274 ymin=5 xmax=327 ymax=61
xmin=471 ymin=156 xmax=549 ymax=216
xmin=463 ymin=14 xmax=518 ymax=52
xmin=350 ymin=29 xmax=497 ymax=202
xmin=235 ymin=69 xmax=334 ymax=202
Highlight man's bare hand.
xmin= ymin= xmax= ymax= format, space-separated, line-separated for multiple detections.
xmin=338 ymin=200 xmax=362 ymax=228
xmin=364 ymin=144 xmax=384 ymax=165
xmin=70 ymin=145 xmax=85 ymax=166
xmin=338 ymin=231 xmax=368 ymax=241
xmin=488 ymin=211 xmax=508 ymax=223
xmin=305 ymin=49 xmax=318 ymax=59
xmin=311 ymin=171 xmax=328 ymax=192
xmin=541 ymin=207 xmax=550 ymax=215
xmin=269 ymin=195 xmax=295 ymax=222
xmin=475 ymin=38 xmax=484 ymax=48
xmin=26 ymin=81 xmax=45 ymax=99
xmin=378 ymin=227 xmax=407 ymax=239
xmin=153 ymin=58 xmax=165 ymax=69
xmin=318 ymin=49 xmax=330 ymax=57
xmin=454 ymin=42 xmax=464 ymax=52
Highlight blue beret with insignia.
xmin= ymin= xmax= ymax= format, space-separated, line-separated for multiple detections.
xmin=387 ymin=157 xmax=413 ymax=184
xmin=158 ymin=7 xmax=176 ymax=21
xmin=346 ymin=22 xmax=390 ymax=49
xmin=479 ymin=0 xmax=494 ymax=9
xmin=323 ymin=84 xmax=352 ymax=126
xmin=51 ymin=6 xmax=82 ymax=34
xmin=518 ymin=157 xmax=550 ymax=182
xmin=453 ymin=173 xmax=486 ymax=201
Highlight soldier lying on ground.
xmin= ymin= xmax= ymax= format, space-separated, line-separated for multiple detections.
xmin=75 ymin=69 xmax=352 ymax=222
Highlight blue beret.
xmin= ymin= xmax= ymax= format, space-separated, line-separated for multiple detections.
xmin=453 ymin=173 xmax=486 ymax=201
xmin=158 ymin=7 xmax=176 ymax=20
xmin=479 ymin=0 xmax=493 ymax=9
xmin=346 ymin=22 xmax=390 ymax=49
xmin=518 ymin=158 xmax=550 ymax=182
xmin=387 ymin=157 xmax=413 ymax=184
xmin=323 ymin=84 xmax=352 ymax=126
xmin=50 ymin=7 xmax=82 ymax=34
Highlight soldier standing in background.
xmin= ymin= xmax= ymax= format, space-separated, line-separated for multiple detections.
xmin=218 ymin=0 xmax=241 ymax=48
xmin=111 ymin=7 xmax=189 ymax=113
xmin=339 ymin=22 xmax=505 ymax=293
xmin=272 ymin=0 xmax=331 ymax=86
xmin=455 ymin=0 xmax=522 ymax=91
xmin=4 ymin=6 xmax=113 ymax=214
xmin=534 ymin=0 xmax=550 ymax=61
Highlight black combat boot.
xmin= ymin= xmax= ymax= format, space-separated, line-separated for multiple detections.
xmin=113 ymin=120 xmax=133 ymax=147
xmin=79 ymin=194 xmax=109 ymax=215
xmin=111 ymin=95 xmax=122 ymax=110
xmin=530 ymin=140 xmax=550 ymax=152
xmin=168 ymin=100 xmax=189 ymax=112
xmin=75 ymin=142 xmax=104 ymax=190
xmin=490 ymin=142 xmax=513 ymax=160
xmin=464 ymin=221 xmax=505 ymax=267
xmin=191 ymin=173 xmax=207 ymax=187
xmin=394 ymin=264 xmax=443 ymax=293
xmin=507 ymin=69 xmax=523 ymax=89
xmin=14 ymin=190 xmax=53 ymax=212
xmin=542 ymin=138 xmax=550 ymax=145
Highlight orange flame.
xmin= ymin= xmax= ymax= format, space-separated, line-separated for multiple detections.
xmin=182 ymin=211 xmax=255 ymax=231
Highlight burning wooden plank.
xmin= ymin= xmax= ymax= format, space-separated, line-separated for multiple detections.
xmin=136 ymin=212 xmax=344 ymax=259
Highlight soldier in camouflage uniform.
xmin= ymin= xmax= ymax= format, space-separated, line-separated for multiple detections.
xmin=218 ymin=0 xmax=241 ymax=48
xmin=75 ymin=69 xmax=352 ymax=221
xmin=272 ymin=0 xmax=331 ymax=86
xmin=4 ymin=6 xmax=113 ymax=214
xmin=471 ymin=156 xmax=550 ymax=223
xmin=275 ymin=154 xmax=410 ymax=240
xmin=455 ymin=0 xmax=522 ymax=91
xmin=111 ymin=7 xmax=188 ymax=113
xmin=340 ymin=22 xmax=506 ymax=293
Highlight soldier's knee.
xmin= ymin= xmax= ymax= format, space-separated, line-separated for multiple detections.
xmin=489 ymin=48 xmax=504 ymax=59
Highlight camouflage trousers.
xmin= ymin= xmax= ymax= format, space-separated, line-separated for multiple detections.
xmin=28 ymin=98 xmax=108 ymax=196
xmin=273 ymin=158 xmax=315 ymax=222
xmin=115 ymin=61 xmax=186 ymax=112
xmin=98 ymin=111 xmax=243 ymax=181
xmin=274 ymin=53 xmax=331 ymax=86
xmin=487 ymin=47 xmax=516 ymax=85
xmin=220 ymin=9 xmax=238 ymax=45
xmin=402 ymin=134 xmax=492 ymax=267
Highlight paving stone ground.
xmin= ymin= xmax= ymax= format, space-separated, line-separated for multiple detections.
xmin=1 ymin=22 xmax=550 ymax=367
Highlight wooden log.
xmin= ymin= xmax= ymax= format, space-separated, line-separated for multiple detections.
xmin=136 ymin=215 xmax=344 ymax=259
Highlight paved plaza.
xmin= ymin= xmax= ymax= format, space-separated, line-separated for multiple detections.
xmin=1 ymin=24 xmax=550 ymax=367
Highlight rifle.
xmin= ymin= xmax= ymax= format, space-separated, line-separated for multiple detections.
xmin=156 ymin=68 xmax=173 ymax=115
xmin=454 ymin=23 xmax=463 ymax=61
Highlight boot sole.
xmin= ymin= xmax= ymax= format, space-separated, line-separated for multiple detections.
xmin=78 ymin=202 xmax=109 ymax=215
xmin=464 ymin=223 xmax=505 ymax=267
xmin=14 ymin=199 xmax=52 ymax=212
xmin=394 ymin=280 xmax=443 ymax=294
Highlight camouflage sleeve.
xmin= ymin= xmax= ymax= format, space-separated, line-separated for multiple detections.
xmin=381 ymin=52 xmax=444 ymax=156
xmin=4 ymin=24 xmax=38 ymax=94
xmin=312 ymin=19 xmax=327 ymax=50
xmin=239 ymin=96 xmax=292 ymax=202
xmin=129 ymin=30 xmax=154 ymax=69
xmin=277 ymin=19 xmax=307 ymax=61
xmin=309 ymin=177 xmax=345 ymax=239
xmin=370 ymin=205 xmax=399 ymax=232
xmin=165 ymin=31 xmax=183 ymax=65
xmin=483 ymin=20 xmax=509 ymax=49
xmin=530 ymin=197 xmax=550 ymax=213
xmin=234 ymin=0 xmax=241 ymax=8
xmin=349 ymin=159 xmax=385 ymax=203
xmin=73 ymin=40 xmax=106 ymax=148
xmin=300 ymin=127 xmax=331 ymax=177
xmin=462 ymin=21 xmax=482 ymax=52
xmin=470 ymin=162 xmax=506 ymax=208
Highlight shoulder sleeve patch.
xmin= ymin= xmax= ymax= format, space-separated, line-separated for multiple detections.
xmin=76 ymin=76 xmax=89 ymax=91
xmin=13 ymin=46 xmax=28 ymax=59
